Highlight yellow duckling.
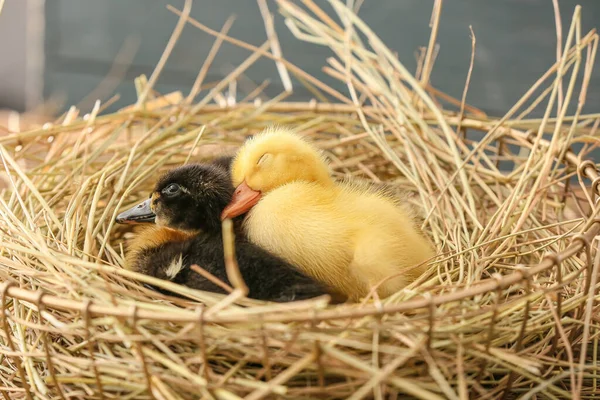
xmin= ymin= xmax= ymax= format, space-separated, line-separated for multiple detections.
xmin=221 ymin=128 xmax=435 ymax=301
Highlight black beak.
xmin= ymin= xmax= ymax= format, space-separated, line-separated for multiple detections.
xmin=116 ymin=199 xmax=156 ymax=224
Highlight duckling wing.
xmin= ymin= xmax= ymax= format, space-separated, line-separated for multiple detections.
xmin=337 ymin=177 xmax=429 ymax=238
xmin=231 ymin=238 xmax=331 ymax=302
xmin=129 ymin=229 xmax=329 ymax=302
xmin=130 ymin=237 xmax=232 ymax=297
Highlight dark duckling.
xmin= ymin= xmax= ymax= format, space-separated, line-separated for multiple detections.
xmin=116 ymin=160 xmax=332 ymax=302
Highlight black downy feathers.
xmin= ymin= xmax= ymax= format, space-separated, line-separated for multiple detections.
xmin=117 ymin=157 xmax=332 ymax=302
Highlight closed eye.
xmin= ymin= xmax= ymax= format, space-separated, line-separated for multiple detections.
xmin=257 ymin=153 xmax=272 ymax=166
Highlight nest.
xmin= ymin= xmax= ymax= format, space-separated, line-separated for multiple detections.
xmin=0 ymin=1 xmax=599 ymax=399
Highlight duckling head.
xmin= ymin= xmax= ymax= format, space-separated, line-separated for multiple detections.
xmin=117 ymin=164 xmax=233 ymax=233
xmin=222 ymin=128 xmax=331 ymax=219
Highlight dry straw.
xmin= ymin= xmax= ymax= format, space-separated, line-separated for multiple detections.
xmin=0 ymin=0 xmax=599 ymax=399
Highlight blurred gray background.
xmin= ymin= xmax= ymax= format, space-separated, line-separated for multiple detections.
xmin=0 ymin=0 xmax=599 ymax=119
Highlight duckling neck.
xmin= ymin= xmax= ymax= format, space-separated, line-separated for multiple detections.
xmin=312 ymin=164 xmax=336 ymax=188
xmin=206 ymin=215 xmax=246 ymax=237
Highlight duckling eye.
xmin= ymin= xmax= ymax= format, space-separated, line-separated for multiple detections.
xmin=163 ymin=183 xmax=182 ymax=197
xmin=257 ymin=153 xmax=272 ymax=167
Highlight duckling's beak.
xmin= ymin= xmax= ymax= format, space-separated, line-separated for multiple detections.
xmin=116 ymin=199 xmax=156 ymax=224
xmin=221 ymin=181 xmax=261 ymax=220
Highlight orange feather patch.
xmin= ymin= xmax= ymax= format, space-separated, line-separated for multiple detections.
xmin=124 ymin=225 xmax=196 ymax=271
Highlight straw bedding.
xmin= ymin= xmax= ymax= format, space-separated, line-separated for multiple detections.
xmin=0 ymin=1 xmax=599 ymax=399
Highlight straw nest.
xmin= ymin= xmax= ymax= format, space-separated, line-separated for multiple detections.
xmin=0 ymin=1 xmax=599 ymax=399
